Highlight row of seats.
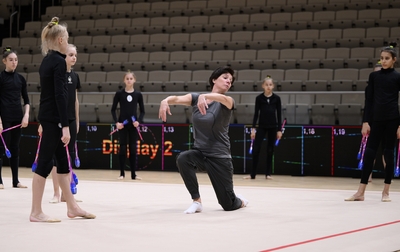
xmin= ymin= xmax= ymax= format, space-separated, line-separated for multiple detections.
xmin=22 ymin=11 xmax=400 ymax=38
xmin=60 ymin=0 xmax=397 ymax=7
xmin=42 ymin=6 xmax=400 ymax=22
xmin=28 ymin=91 xmax=366 ymax=125
xmin=13 ymin=28 xmax=399 ymax=56
xmin=23 ymin=68 xmax=386 ymax=92
xmin=15 ymin=27 xmax=400 ymax=47
xmin=60 ymin=0 xmax=392 ymax=8
xmin=52 ymin=0 xmax=400 ymax=21
xmin=13 ymin=48 xmax=387 ymax=73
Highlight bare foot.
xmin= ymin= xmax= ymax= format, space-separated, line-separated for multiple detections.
xmin=67 ymin=208 xmax=96 ymax=219
xmin=30 ymin=213 xmax=61 ymax=223
xmin=243 ymin=175 xmax=254 ymax=179
xmin=49 ymin=196 xmax=60 ymax=203
xmin=14 ymin=183 xmax=27 ymax=188
xmin=60 ymin=195 xmax=82 ymax=203
xmin=344 ymin=194 xmax=365 ymax=201
xmin=382 ymin=193 xmax=391 ymax=202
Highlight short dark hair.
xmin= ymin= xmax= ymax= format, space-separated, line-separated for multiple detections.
xmin=208 ymin=66 xmax=235 ymax=89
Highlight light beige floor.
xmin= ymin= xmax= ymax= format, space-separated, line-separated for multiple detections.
xmin=8 ymin=167 xmax=400 ymax=192
xmin=1 ymin=167 xmax=400 ymax=252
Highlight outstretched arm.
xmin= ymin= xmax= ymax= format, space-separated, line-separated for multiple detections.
xmin=159 ymin=94 xmax=192 ymax=122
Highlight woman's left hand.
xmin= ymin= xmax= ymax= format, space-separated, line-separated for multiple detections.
xmin=133 ymin=121 xmax=139 ymax=127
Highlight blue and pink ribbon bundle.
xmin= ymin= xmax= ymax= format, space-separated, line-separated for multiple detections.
xmin=0 ymin=124 xmax=22 ymax=159
xmin=248 ymin=139 xmax=254 ymax=154
xmin=74 ymin=141 xmax=80 ymax=168
xmin=66 ymin=146 xmax=78 ymax=194
xmin=109 ymin=119 xmax=128 ymax=135
xmin=131 ymin=116 xmax=143 ymax=141
xmin=395 ymin=140 xmax=400 ymax=177
xmin=31 ymin=134 xmax=42 ymax=172
xmin=357 ymin=135 xmax=368 ymax=170
xmin=275 ymin=118 xmax=287 ymax=146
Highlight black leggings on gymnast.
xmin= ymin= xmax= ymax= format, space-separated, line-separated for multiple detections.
xmin=0 ymin=121 xmax=22 ymax=186
xmin=360 ymin=119 xmax=397 ymax=184
xmin=251 ymin=127 xmax=277 ymax=178
xmin=34 ymin=121 xmax=70 ymax=178
xmin=118 ymin=124 xmax=138 ymax=179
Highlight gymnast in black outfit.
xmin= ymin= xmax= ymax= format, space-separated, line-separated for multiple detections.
xmin=346 ymin=43 xmax=400 ymax=202
xmin=30 ymin=17 xmax=95 ymax=222
xmin=244 ymin=76 xmax=282 ymax=180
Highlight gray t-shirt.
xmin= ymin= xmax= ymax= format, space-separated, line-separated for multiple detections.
xmin=191 ymin=93 xmax=234 ymax=158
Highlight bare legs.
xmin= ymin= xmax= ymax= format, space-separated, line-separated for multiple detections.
xmin=344 ymin=183 xmax=366 ymax=201
xmin=345 ymin=183 xmax=391 ymax=202
xmin=49 ymin=167 xmax=60 ymax=203
xmin=30 ymin=173 xmax=95 ymax=222
xmin=382 ymin=183 xmax=391 ymax=202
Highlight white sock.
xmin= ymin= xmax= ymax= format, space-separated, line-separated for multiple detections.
xmin=237 ymin=194 xmax=248 ymax=207
xmin=184 ymin=201 xmax=203 ymax=214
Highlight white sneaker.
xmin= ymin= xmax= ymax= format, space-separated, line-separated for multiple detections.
xmin=237 ymin=194 xmax=248 ymax=207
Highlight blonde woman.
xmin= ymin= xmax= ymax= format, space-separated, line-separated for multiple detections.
xmin=30 ymin=17 xmax=95 ymax=222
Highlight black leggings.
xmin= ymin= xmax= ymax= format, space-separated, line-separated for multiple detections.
xmin=0 ymin=121 xmax=22 ymax=187
xmin=361 ymin=119 xmax=397 ymax=184
xmin=35 ymin=121 xmax=70 ymax=178
xmin=250 ymin=127 xmax=277 ymax=178
xmin=118 ymin=124 xmax=138 ymax=179
xmin=52 ymin=120 xmax=77 ymax=168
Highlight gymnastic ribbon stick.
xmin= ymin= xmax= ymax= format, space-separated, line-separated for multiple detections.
xmin=0 ymin=134 xmax=11 ymax=158
xmin=395 ymin=140 xmax=400 ymax=177
xmin=31 ymin=134 xmax=42 ymax=172
xmin=0 ymin=124 xmax=23 ymax=159
xmin=357 ymin=135 xmax=365 ymax=160
xmin=2 ymin=124 xmax=22 ymax=133
xmin=131 ymin=116 xmax=143 ymax=141
xmin=109 ymin=119 xmax=128 ymax=135
xmin=66 ymin=146 xmax=78 ymax=194
xmin=248 ymin=139 xmax=254 ymax=154
xmin=358 ymin=135 xmax=368 ymax=170
xmin=275 ymin=118 xmax=287 ymax=146
xmin=74 ymin=141 xmax=80 ymax=168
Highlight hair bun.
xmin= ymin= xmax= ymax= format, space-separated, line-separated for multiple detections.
xmin=389 ymin=42 xmax=397 ymax=48
xmin=3 ymin=46 xmax=12 ymax=53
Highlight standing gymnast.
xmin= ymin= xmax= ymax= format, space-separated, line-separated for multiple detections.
xmin=345 ymin=43 xmax=400 ymax=202
xmin=30 ymin=17 xmax=95 ymax=222
xmin=362 ymin=61 xmax=385 ymax=183
xmin=243 ymin=76 xmax=282 ymax=180
xmin=111 ymin=70 xmax=145 ymax=180
xmin=0 ymin=46 xmax=30 ymax=189
xmin=42 ymin=44 xmax=81 ymax=203
xmin=159 ymin=66 xmax=248 ymax=214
